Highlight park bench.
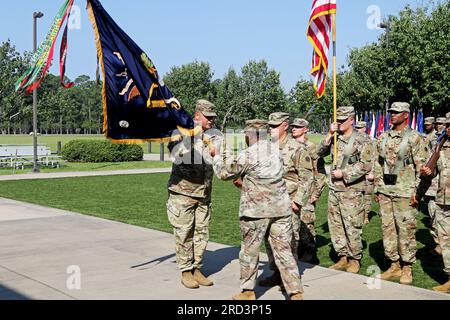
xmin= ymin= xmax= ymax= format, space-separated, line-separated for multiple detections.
xmin=0 ymin=145 xmax=61 ymax=170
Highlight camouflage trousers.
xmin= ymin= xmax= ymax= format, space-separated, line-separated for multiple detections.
xmin=166 ymin=192 xmax=211 ymax=272
xmin=299 ymin=202 xmax=316 ymax=250
xmin=423 ymin=196 xmax=439 ymax=245
xmin=378 ymin=194 xmax=417 ymax=264
xmin=328 ymin=190 xmax=365 ymax=260
xmin=240 ymin=215 xmax=303 ymax=295
xmin=265 ymin=210 xmax=300 ymax=270
xmin=435 ymin=205 xmax=450 ymax=276
xmin=364 ymin=182 xmax=374 ymax=218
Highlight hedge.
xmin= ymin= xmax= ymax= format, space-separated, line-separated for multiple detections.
xmin=62 ymin=140 xmax=143 ymax=162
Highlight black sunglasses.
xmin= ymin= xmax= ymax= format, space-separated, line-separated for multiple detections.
xmin=269 ymin=124 xmax=281 ymax=129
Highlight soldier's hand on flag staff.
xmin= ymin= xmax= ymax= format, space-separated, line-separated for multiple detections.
xmin=331 ymin=169 xmax=343 ymax=180
xmin=420 ymin=166 xmax=432 ymax=178
xmin=410 ymin=194 xmax=420 ymax=207
xmin=325 ymin=122 xmax=339 ymax=144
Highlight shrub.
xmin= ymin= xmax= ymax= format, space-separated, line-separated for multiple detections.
xmin=62 ymin=140 xmax=143 ymax=162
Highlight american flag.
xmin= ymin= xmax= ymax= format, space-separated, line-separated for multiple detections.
xmin=307 ymin=0 xmax=337 ymax=98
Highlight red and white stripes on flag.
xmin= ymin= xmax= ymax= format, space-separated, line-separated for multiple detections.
xmin=307 ymin=0 xmax=337 ymax=98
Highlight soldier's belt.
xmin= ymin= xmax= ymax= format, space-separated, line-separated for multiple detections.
xmin=383 ymin=174 xmax=398 ymax=185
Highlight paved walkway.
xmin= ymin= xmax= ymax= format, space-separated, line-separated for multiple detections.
xmin=0 ymin=197 xmax=448 ymax=300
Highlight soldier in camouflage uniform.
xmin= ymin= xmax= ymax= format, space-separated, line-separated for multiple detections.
xmin=317 ymin=106 xmax=373 ymax=274
xmin=210 ymin=119 xmax=303 ymax=300
xmin=258 ymin=113 xmax=314 ymax=289
xmin=415 ymin=112 xmax=450 ymax=292
xmin=166 ymin=99 xmax=221 ymax=289
xmin=374 ymin=102 xmax=428 ymax=285
xmin=421 ymin=117 xmax=441 ymax=255
xmin=435 ymin=117 xmax=447 ymax=136
xmin=424 ymin=117 xmax=437 ymax=147
xmin=292 ymin=118 xmax=327 ymax=262
xmin=355 ymin=121 xmax=376 ymax=225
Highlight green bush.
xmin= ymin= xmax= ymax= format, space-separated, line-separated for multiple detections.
xmin=62 ymin=140 xmax=143 ymax=162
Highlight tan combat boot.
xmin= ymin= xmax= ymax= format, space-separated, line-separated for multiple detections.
xmin=232 ymin=290 xmax=256 ymax=300
xmin=346 ymin=258 xmax=360 ymax=274
xmin=399 ymin=264 xmax=413 ymax=285
xmin=193 ymin=269 xmax=214 ymax=286
xmin=181 ymin=270 xmax=199 ymax=289
xmin=432 ymin=277 xmax=450 ymax=293
xmin=380 ymin=261 xmax=402 ymax=281
xmin=289 ymin=292 xmax=303 ymax=300
xmin=329 ymin=256 xmax=348 ymax=271
xmin=258 ymin=270 xmax=281 ymax=287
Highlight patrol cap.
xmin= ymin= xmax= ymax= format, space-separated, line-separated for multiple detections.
xmin=388 ymin=102 xmax=410 ymax=113
xmin=244 ymin=119 xmax=268 ymax=132
xmin=424 ymin=117 xmax=435 ymax=125
xmin=336 ymin=106 xmax=355 ymax=121
xmin=291 ymin=118 xmax=309 ymax=127
xmin=355 ymin=121 xmax=367 ymax=129
xmin=195 ymin=99 xmax=217 ymax=117
xmin=268 ymin=112 xmax=290 ymax=126
xmin=435 ymin=117 xmax=446 ymax=124
xmin=446 ymin=112 xmax=450 ymax=124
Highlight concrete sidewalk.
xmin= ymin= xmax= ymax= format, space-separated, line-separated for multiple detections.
xmin=0 ymin=197 xmax=448 ymax=300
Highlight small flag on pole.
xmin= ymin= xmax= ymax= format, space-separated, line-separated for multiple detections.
xmin=307 ymin=0 xmax=337 ymax=98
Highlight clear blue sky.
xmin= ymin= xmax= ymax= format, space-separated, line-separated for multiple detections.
xmin=1 ymin=0 xmax=423 ymax=91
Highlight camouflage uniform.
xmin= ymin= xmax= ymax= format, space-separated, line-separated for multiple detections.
xmin=374 ymin=103 xmax=428 ymax=265
xmin=213 ymin=120 xmax=303 ymax=296
xmin=355 ymin=121 xmax=376 ymax=222
xmin=166 ymin=100 xmax=220 ymax=272
xmin=421 ymin=117 xmax=440 ymax=246
xmin=265 ymin=113 xmax=314 ymax=271
xmin=417 ymin=116 xmax=450 ymax=278
xmin=298 ymin=138 xmax=325 ymax=251
xmin=290 ymin=118 xmax=327 ymax=253
xmin=318 ymin=107 xmax=373 ymax=261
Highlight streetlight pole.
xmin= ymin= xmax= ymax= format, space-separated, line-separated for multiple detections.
xmin=32 ymin=11 xmax=44 ymax=173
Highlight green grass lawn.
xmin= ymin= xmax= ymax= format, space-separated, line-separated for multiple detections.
xmin=0 ymin=134 xmax=166 ymax=154
xmin=0 ymin=173 xmax=445 ymax=291
xmin=0 ymin=133 xmax=326 ymax=155
xmin=0 ymin=160 xmax=171 ymax=176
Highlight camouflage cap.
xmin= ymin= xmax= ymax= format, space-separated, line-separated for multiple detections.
xmin=446 ymin=112 xmax=450 ymax=124
xmin=291 ymin=118 xmax=309 ymax=127
xmin=424 ymin=117 xmax=435 ymax=125
xmin=336 ymin=106 xmax=355 ymax=121
xmin=388 ymin=102 xmax=410 ymax=113
xmin=268 ymin=112 xmax=290 ymax=126
xmin=355 ymin=121 xmax=367 ymax=129
xmin=435 ymin=117 xmax=446 ymax=124
xmin=195 ymin=99 xmax=217 ymax=117
xmin=244 ymin=119 xmax=268 ymax=132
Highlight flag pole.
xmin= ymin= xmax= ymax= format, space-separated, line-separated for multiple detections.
xmin=332 ymin=13 xmax=337 ymax=168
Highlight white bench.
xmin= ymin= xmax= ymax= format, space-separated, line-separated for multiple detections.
xmin=0 ymin=145 xmax=60 ymax=169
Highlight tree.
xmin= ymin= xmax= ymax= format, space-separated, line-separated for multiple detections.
xmin=0 ymin=40 xmax=30 ymax=134
xmin=238 ymin=60 xmax=286 ymax=123
xmin=344 ymin=2 xmax=449 ymax=115
xmin=163 ymin=61 xmax=215 ymax=115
